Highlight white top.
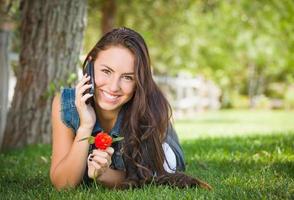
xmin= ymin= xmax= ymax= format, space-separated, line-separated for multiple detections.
xmin=162 ymin=142 xmax=176 ymax=173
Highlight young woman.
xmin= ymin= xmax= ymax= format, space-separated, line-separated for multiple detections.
xmin=50 ymin=27 xmax=211 ymax=190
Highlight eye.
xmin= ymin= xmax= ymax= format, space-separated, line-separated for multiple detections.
xmin=101 ymin=69 xmax=111 ymax=75
xmin=123 ymin=75 xmax=134 ymax=81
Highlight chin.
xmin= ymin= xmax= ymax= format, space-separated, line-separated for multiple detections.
xmin=98 ymin=102 xmax=123 ymax=112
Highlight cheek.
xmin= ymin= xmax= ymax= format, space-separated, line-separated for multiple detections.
xmin=122 ymin=83 xmax=136 ymax=95
xmin=94 ymin=75 xmax=106 ymax=87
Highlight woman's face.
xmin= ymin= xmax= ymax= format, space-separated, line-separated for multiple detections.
xmin=93 ymin=46 xmax=136 ymax=114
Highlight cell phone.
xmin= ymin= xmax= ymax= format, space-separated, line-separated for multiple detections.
xmin=83 ymin=60 xmax=95 ymax=104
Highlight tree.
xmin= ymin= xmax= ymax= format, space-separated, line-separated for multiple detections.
xmin=101 ymin=0 xmax=116 ymax=34
xmin=101 ymin=0 xmax=294 ymax=108
xmin=83 ymin=0 xmax=116 ymax=51
xmin=1 ymin=0 xmax=87 ymax=150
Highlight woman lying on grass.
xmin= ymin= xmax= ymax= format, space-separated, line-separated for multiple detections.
xmin=50 ymin=27 xmax=211 ymax=190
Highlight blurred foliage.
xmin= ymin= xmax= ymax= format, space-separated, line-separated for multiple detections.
xmin=43 ymin=73 xmax=78 ymax=100
xmin=7 ymin=0 xmax=293 ymax=108
xmin=84 ymin=0 xmax=294 ymax=108
xmin=285 ymin=85 xmax=294 ymax=109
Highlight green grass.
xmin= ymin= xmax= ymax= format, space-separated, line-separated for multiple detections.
xmin=174 ymin=110 xmax=294 ymax=140
xmin=1 ymin=110 xmax=294 ymax=199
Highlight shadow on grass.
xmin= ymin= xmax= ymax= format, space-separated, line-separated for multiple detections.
xmin=2 ymin=175 xmax=49 ymax=190
xmin=0 ymin=132 xmax=293 ymax=199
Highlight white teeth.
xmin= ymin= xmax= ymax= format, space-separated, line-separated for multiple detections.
xmin=103 ymin=91 xmax=118 ymax=100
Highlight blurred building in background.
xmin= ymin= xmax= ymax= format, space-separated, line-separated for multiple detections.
xmin=155 ymin=73 xmax=221 ymax=118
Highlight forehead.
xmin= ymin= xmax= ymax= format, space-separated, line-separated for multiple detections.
xmin=95 ymin=46 xmax=135 ymax=72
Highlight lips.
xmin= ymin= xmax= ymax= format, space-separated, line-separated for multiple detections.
xmin=100 ymin=90 xmax=120 ymax=103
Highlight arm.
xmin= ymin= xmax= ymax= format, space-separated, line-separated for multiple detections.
xmin=97 ymin=168 xmax=126 ymax=188
xmin=50 ymin=75 xmax=96 ymax=190
xmin=50 ymin=94 xmax=92 ymax=190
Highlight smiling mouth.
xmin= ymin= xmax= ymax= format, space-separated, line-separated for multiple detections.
xmin=101 ymin=90 xmax=120 ymax=101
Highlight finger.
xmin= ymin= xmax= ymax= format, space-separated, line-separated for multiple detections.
xmin=93 ymin=154 xmax=112 ymax=167
xmin=89 ymin=160 xmax=102 ymax=170
xmin=92 ymin=149 xmax=112 ymax=166
xmin=88 ymin=153 xmax=94 ymax=162
xmin=75 ymin=77 xmax=90 ymax=102
xmin=75 ymin=84 xmax=92 ymax=106
xmin=91 ymin=156 xmax=108 ymax=167
xmin=80 ymin=83 xmax=93 ymax=94
xmin=77 ymin=85 xmax=93 ymax=103
xmin=76 ymin=82 xmax=92 ymax=98
xmin=76 ymin=75 xmax=90 ymax=90
xmin=80 ymin=93 xmax=94 ymax=104
xmin=107 ymin=157 xmax=112 ymax=166
xmin=89 ymin=150 xmax=111 ymax=167
xmin=88 ymin=161 xmax=103 ymax=178
xmin=90 ymin=159 xmax=108 ymax=173
xmin=105 ymin=147 xmax=114 ymax=156
xmin=92 ymin=149 xmax=108 ymax=158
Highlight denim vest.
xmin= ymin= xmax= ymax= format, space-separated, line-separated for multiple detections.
xmin=60 ymin=88 xmax=185 ymax=179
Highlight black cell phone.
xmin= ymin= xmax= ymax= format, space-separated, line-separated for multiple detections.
xmin=83 ymin=60 xmax=95 ymax=104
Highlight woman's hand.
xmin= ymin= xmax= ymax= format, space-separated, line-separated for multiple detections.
xmin=75 ymin=74 xmax=96 ymax=130
xmin=87 ymin=147 xmax=114 ymax=179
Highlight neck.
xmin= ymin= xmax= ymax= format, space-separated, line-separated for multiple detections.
xmin=96 ymin=107 xmax=120 ymax=133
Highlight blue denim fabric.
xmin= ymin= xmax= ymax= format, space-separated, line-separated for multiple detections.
xmin=61 ymin=88 xmax=126 ymax=171
xmin=60 ymin=88 xmax=185 ymax=177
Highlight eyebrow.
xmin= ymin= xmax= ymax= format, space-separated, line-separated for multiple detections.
xmin=101 ymin=64 xmax=135 ymax=76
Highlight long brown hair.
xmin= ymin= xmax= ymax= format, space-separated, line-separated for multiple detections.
xmin=83 ymin=27 xmax=211 ymax=190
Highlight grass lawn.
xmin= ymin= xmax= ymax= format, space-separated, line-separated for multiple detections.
xmin=174 ymin=109 xmax=294 ymax=140
xmin=1 ymin=110 xmax=294 ymax=199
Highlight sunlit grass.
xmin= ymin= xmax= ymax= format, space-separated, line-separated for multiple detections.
xmin=1 ymin=110 xmax=293 ymax=199
xmin=174 ymin=109 xmax=294 ymax=140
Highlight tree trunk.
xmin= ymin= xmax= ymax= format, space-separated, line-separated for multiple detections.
xmin=101 ymin=0 xmax=116 ymax=34
xmin=1 ymin=0 xmax=87 ymax=150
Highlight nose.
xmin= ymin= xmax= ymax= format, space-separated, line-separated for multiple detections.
xmin=109 ymin=76 xmax=120 ymax=92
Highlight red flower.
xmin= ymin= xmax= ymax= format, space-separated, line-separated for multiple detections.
xmin=79 ymin=131 xmax=123 ymax=150
xmin=94 ymin=132 xmax=112 ymax=150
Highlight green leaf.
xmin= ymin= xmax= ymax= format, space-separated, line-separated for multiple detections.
xmin=78 ymin=136 xmax=95 ymax=144
xmin=78 ymin=137 xmax=89 ymax=142
xmin=88 ymin=136 xmax=95 ymax=144
xmin=112 ymin=137 xmax=124 ymax=143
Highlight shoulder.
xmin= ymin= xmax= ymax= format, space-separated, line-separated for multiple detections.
xmin=52 ymin=92 xmax=61 ymax=110
xmin=60 ymin=87 xmax=76 ymax=103
xmin=52 ymin=88 xmax=76 ymax=111
xmin=52 ymin=93 xmax=61 ymax=122
xmin=58 ymin=87 xmax=77 ymax=111
xmin=61 ymin=87 xmax=76 ymax=96
xmin=52 ymin=88 xmax=80 ymax=132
